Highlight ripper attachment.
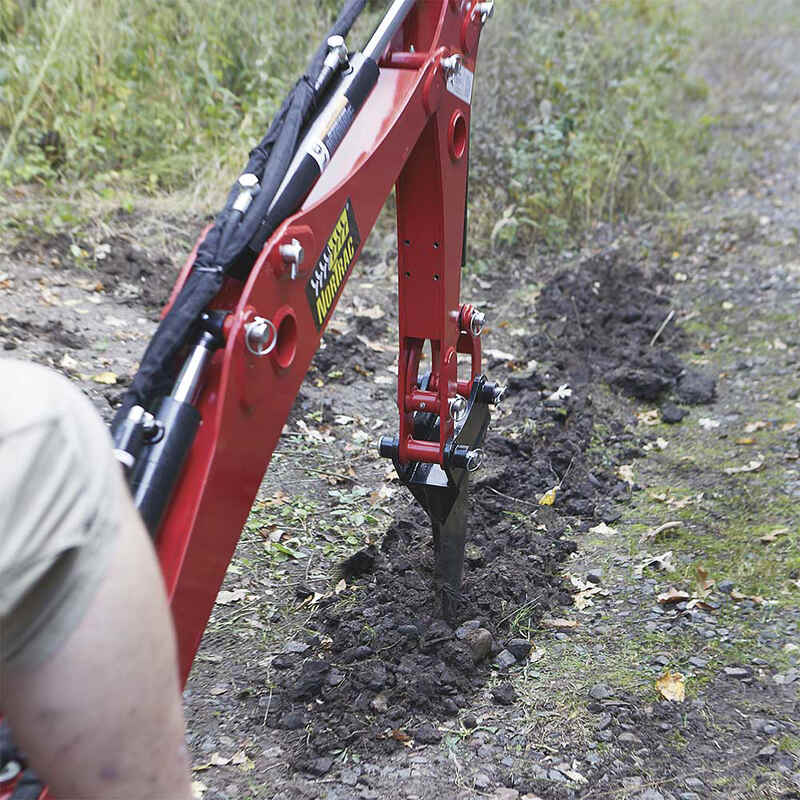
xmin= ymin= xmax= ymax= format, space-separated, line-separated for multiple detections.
xmin=379 ymin=304 xmax=505 ymax=620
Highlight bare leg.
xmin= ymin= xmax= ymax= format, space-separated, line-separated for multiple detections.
xmin=2 ymin=491 xmax=194 ymax=800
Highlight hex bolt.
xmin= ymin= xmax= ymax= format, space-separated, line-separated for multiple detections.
xmin=465 ymin=448 xmax=484 ymax=471
xmin=441 ymin=53 xmax=462 ymax=79
xmin=450 ymin=395 xmax=467 ymax=420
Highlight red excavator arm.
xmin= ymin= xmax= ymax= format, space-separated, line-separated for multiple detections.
xmin=1 ymin=2 xmax=497 ymax=796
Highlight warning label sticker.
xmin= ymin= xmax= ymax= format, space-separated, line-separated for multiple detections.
xmin=446 ymin=66 xmax=474 ymax=105
xmin=306 ymin=199 xmax=361 ymax=330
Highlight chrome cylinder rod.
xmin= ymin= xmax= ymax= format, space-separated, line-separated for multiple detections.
xmin=362 ymin=0 xmax=417 ymax=62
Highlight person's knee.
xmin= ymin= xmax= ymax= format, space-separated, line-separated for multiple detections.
xmin=0 ymin=360 xmax=123 ymax=671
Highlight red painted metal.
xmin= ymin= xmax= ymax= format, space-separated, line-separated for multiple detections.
xmin=154 ymin=0 xmax=490 ymax=685
xmin=0 ymin=5 xmax=490 ymax=794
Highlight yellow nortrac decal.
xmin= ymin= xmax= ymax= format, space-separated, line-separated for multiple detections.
xmin=306 ymin=199 xmax=361 ymax=330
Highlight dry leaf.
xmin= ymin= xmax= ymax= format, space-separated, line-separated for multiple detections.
xmin=736 ymin=437 xmax=756 ymax=446
xmin=391 ymin=729 xmax=411 ymax=743
xmin=574 ymin=588 xmax=601 ymax=610
xmin=216 ymin=588 xmax=247 ymax=605
xmin=59 ymin=353 xmax=79 ymax=370
xmin=730 ymin=590 xmax=767 ymax=605
xmin=209 ymin=684 xmax=228 ymax=696
xmin=744 ymin=420 xmax=769 ymax=433
xmin=541 ymin=618 xmax=579 ymax=629
xmin=231 ymin=751 xmax=254 ymax=771
xmin=724 ymin=459 xmax=765 ymax=475
xmin=334 ymin=578 xmax=347 ymax=594
xmin=759 ymin=527 xmax=789 ymax=544
xmin=538 ymin=486 xmax=557 ymax=506
xmin=191 ymin=780 xmax=208 ymax=798
xmin=657 ymin=587 xmax=691 ymax=605
xmin=656 ymin=671 xmax=686 ymax=702
xmin=589 ymin=522 xmax=617 ymax=536
xmin=92 ymin=371 xmax=118 ymax=385
xmin=618 ymin=464 xmax=635 ymax=485
xmin=637 ymin=409 xmax=661 ymax=426
xmin=641 ymin=520 xmax=682 ymax=542
xmin=634 ymin=551 xmax=675 ymax=577
xmin=695 ymin=566 xmax=714 ymax=597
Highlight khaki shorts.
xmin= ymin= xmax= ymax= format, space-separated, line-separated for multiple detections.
xmin=0 ymin=359 xmax=121 ymax=669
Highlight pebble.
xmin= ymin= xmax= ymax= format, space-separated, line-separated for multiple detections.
xmin=282 ymin=639 xmax=311 ymax=654
xmin=661 ymin=403 xmax=688 ymax=424
xmin=685 ymin=777 xmax=704 ymax=791
xmin=679 ymin=794 xmax=701 ymax=800
xmin=491 ymin=790 xmax=519 ymax=800
xmin=495 ymin=649 xmax=517 ymax=670
xmin=586 ymin=569 xmax=603 ymax=584
xmin=597 ymin=713 xmax=613 ymax=730
xmin=414 ymin=723 xmax=442 ymax=744
xmin=304 ymin=757 xmax=334 ymax=776
xmin=474 ymin=773 xmax=492 ymax=789
xmin=589 ymin=683 xmax=614 ymax=700
xmin=718 ymin=579 xmax=735 ymax=594
xmin=723 ymin=666 xmax=750 ymax=679
xmin=463 ymin=714 xmax=478 ymax=729
xmin=618 ymin=732 xmax=640 ymax=745
xmin=758 ymin=744 xmax=777 ymax=761
xmin=688 ymin=657 xmax=707 ymax=668
xmin=466 ymin=628 xmax=494 ymax=663
xmin=635 ymin=790 xmax=665 ymax=800
xmin=506 ymin=638 xmax=532 ymax=661
xmin=456 ymin=619 xmax=482 ymax=639
xmin=492 ymin=683 xmax=517 ymax=705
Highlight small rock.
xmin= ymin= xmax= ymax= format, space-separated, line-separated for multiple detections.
xmin=597 ymin=713 xmax=613 ymax=731
xmin=491 ymin=789 xmax=520 ymax=800
xmin=758 ymin=744 xmax=777 ymax=761
xmin=506 ymin=638 xmax=532 ymax=661
xmin=303 ymin=756 xmax=334 ymax=776
xmin=340 ymin=768 xmax=360 ymax=786
xmin=724 ymin=666 xmax=750 ymax=679
xmin=586 ymin=569 xmax=603 ymax=585
xmin=492 ymin=683 xmax=516 ymax=706
xmin=661 ymin=403 xmax=688 ymax=424
xmin=589 ymin=683 xmax=614 ymax=700
xmin=675 ymin=369 xmax=716 ymax=405
xmin=718 ymin=579 xmax=735 ymax=594
xmin=688 ymin=657 xmax=707 ymax=669
xmin=293 ymin=583 xmax=314 ymax=599
xmin=455 ymin=619 xmax=482 ymax=639
xmin=466 ymin=628 xmax=494 ymax=663
xmin=596 ymin=730 xmax=613 ymax=742
xmin=636 ymin=790 xmax=665 ymax=800
xmin=414 ymin=723 xmax=442 ymax=744
xmin=282 ymin=639 xmax=311 ymax=655
xmin=474 ymin=773 xmax=492 ymax=790
xmin=397 ymin=624 xmax=419 ymax=638
xmin=619 ymin=732 xmax=640 ymax=745
xmin=280 ymin=710 xmax=307 ymax=730
xmin=495 ymin=649 xmax=517 ymax=670
xmin=462 ymin=714 xmax=478 ymax=729
xmin=684 ymin=777 xmax=704 ymax=791
xmin=679 ymin=794 xmax=700 ymax=800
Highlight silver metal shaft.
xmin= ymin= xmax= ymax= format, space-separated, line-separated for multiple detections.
xmin=362 ymin=0 xmax=417 ymax=62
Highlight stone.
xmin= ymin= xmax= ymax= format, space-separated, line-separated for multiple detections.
xmin=462 ymin=714 xmax=478 ymax=729
xmin=679 ymin=794 xmax=700 ymax=800
xmin=723 ymin=666 xmax=750 ymax=679
xmin=495 ymin=649 xmax=518 ymax=670
xmin=506 ymin=638 xmax=533 ymax=661
xmin=466 ymin=628 xmax=494 ymax=663
xmin=304 ymin=757 xmax=334 ymax=776
xmin=618 ymin=732 xmax=640 ymax=745
xmin=685 ymin=777 xmax=704 ymax=791
xmin=661 ymin=402 xmax=688 ymax=424
xmin=597 ymin=713 xmax=613 ymax=730
xmin=456 ymin=619 xmax=482 ymax=639
xmin=414 ymin=723 xmax=442 ymax=744
xmin=586 ymin=569 xmax=603 ymax=584
xmin=688 ymin=657 xmax=707 ymax=668
xmin=636 ymin=791 xmax=665 ymax=800
xmin=675 ymin=369 xmax=716 ymax=405
xmin=718 ymin=579 xmax=735 ymax=593
xmin=474 ymin=773 xmax=492 ymax=790
xmin=492 ymin=683 xmax=517 ymax=706
xmin=491 ymin=789 xmax=520 ymax=800
xmin=758 ymin=744 xmax=777 ymax=761
xmin=589 ymin=683 xmax=614 ymax=700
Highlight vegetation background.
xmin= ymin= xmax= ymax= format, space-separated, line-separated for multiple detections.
xmin=1 ymin=0 xmax=726 ymax=252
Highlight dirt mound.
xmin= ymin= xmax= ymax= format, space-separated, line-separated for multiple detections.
xmin=263 ymin=252 xmax=704 ymax=772
xmin=535 ymin=252 xmax=715 ymax=405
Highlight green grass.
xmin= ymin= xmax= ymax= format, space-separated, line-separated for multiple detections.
xmin=1 ymin=0 xmax=725 ymax=250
